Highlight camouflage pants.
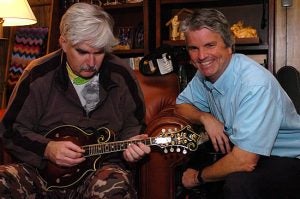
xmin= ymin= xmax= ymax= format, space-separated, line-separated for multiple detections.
xmin=0 ymin=163 xmax=137 ymax=199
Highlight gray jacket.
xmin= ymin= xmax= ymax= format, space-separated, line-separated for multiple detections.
xmin=0 ymin=49 xmax=145 ymax=169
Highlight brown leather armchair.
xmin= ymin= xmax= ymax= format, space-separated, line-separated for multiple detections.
xmin=135 ymin=71 xmax=195 ymax=199
xmin=0 ymin=71 xmax=193 ymax=199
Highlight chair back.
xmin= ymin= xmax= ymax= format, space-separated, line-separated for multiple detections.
xmin=276 ymin=66 xmax=300 ymax=114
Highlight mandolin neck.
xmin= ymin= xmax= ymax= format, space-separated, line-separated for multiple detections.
xmin=83 ymin=137 xmax=155 ymax=157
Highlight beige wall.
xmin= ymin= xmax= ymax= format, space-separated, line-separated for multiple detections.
xmin=275 ymin=0 xmax=300 ymax=72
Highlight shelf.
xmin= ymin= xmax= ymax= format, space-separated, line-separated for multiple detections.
xmin=235 ymin=44 xmax=268 ymax=51
xmin=104 ymin=0 xmax=153 ymax=56
xmin=235 ymin=37 xmax=260 ymax=45
xmin=102 ymin=2 xmax=143 ymax=9
xmin=161 ymin=0 xmax=263 ymax=5
xmin=163 ymin=40 xmax=185 ymax=46
xmin=113 ymin=48 xmax=144 ymax=55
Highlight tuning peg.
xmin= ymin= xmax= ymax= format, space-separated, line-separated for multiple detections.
xmin=170 ymin=147 xmax=174 ymax=152
xmin=183 ymin=149 xmax=187 ymax=154
xmin=164 ymin=148 xmax=168 ymax=153
xmin=161 ymin=129 xmax=166 ymax=133
xmin=176 ymin=147 xmax=181 ymax=153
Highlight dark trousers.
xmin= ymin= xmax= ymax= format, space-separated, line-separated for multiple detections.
xmin=186 ymin=156 xmax=300 ymax=199
xmin=224 ymin=156 xmax=300 ymax=199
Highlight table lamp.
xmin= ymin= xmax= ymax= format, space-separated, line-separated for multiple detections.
xmin=0 ymin=0 xmax=37 ymax=38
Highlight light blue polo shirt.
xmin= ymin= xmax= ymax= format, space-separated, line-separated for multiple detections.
xmin=176 ymin=53 xmax=300 ymax=158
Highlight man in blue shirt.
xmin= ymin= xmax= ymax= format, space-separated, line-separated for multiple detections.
xmin=175 ymin=8 xmax=300 ymax=198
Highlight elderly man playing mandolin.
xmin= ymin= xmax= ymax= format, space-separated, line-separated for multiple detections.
xmin=0 ymin=3 xmax=150 ymax=198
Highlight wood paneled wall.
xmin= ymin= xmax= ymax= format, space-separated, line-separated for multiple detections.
xmin=275 ymin=0 xmax=300 ymax=72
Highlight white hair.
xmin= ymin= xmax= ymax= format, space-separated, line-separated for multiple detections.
xmin=60 ymin=3 xmax=118 ymax=52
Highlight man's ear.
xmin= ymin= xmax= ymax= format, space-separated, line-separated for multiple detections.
xmin=59 ymin=36 xmax=67 ymax=52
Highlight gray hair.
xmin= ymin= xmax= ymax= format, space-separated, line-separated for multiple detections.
xmin=180 ymin=9 xmax=234 ymax=49
xmin=60 ymin=3 xmax=117 ymax=52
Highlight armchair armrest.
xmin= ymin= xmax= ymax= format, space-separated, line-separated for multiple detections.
xmin=139 ymin=107 xmax=193 ymax=199
xmin=0 ymin=109 xmax=14 ymax=164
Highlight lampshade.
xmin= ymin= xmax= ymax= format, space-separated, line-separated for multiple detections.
xmin=0 ymin=0 xmax=37 ymax=38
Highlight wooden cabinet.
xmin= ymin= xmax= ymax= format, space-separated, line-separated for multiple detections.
xmin=155 ymin=0 xmax=275 ymax=73
xmin=102 ymin=0 xmax=155 ymax=58
xmin=51 ymin=0 xmax=155 ymax=58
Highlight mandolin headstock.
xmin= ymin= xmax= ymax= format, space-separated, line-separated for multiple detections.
xmin=152 ymin=125 xmax=209 ymax=154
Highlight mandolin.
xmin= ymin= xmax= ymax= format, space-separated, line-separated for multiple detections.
xmin=39 ymin=125 xmax=208 ymax=190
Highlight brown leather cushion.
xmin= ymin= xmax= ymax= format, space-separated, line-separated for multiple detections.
xmin=0 ymin=109 xmax=5 ymax=120
xmin=135 ymin=71 xmax=180 ymax=124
